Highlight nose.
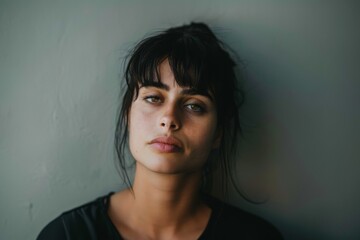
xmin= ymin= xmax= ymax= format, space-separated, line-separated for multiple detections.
xmin=160 ymin=104 xmax=181 ymax=131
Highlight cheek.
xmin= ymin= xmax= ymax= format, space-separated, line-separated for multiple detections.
xmin=128 ymin=104 xmax=155 ymax=151
xmin=186 ymin=117 xmax=218 ymax=148
xmin=128 ymin=107 xmax=144 ymax=152
xmin=129 ymin=103 xmax=151 ymax=131
xmin=183 ymin=123 xmax=217 ymax=167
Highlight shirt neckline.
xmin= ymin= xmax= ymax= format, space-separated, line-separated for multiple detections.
xmin=100 ymin=192 xmax=220 ymax=239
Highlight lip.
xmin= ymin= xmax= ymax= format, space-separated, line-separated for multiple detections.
xmin=149 ymin=136 xmax=183 ymax=153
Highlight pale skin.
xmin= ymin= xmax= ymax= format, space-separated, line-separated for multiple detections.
xmin=108 ymin=59 xmax=222 ymax=240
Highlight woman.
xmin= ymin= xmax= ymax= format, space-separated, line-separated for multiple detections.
xmin=37 ymin=22 xmax=282 ymax=239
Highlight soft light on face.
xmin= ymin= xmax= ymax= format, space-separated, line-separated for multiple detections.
xmin=128 ymin=59 xmax=221 ymax=175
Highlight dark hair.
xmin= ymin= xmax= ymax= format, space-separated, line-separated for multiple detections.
xmin=115 ymin=22 xmax=245 ymax=198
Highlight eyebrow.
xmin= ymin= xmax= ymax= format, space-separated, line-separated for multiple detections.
xmin=140 ymin=82 xmax=214 ymax=101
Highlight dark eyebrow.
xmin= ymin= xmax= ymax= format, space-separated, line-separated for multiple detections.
xmin=181 ymin=88 xmax=214 ymax=101
xmin=140 ymin=82 xmax=169 ymax=90
xmin=140 ymin=82 xmax=213 ymax=101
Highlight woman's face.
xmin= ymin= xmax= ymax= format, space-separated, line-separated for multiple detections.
xmin=128 ymin=59 xmax=221 ymax=175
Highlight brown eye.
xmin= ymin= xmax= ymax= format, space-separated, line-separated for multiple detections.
xmin=185 ymin=103 xmax=204 ymax=113
xmin=143 ymin=96 xmax=161 ymax=103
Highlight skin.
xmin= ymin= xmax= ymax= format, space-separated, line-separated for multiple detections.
xmin=108 ymin=59 xmax=221 ymax=240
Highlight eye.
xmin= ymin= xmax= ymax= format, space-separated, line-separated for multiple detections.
xmin=185 ymin=103 xmax=205 ymax=113
xmin=143 ymin=95 xmax=162 ymax=103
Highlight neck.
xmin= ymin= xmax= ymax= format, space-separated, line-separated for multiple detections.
xmin=109 ymin=163 xmax=211 ymax=239
xmin=130 ymin=163 xmax=203 ymax=225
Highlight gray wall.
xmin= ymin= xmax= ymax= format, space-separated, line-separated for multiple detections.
xmin=1 ymin=1 xmax=359 ymax=239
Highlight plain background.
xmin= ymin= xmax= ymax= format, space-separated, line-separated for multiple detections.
xmin=1 ymin=1 xmax=359 ymax=239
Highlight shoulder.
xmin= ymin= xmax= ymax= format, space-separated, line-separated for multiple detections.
xmin=203 ymin=195 xmax=283 ymax=240
xmin=36 ymin=192 xmax=115 ymax=240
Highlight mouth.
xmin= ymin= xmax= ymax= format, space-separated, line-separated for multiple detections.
xmin=149 ymin=136 xmax=183 ymax=153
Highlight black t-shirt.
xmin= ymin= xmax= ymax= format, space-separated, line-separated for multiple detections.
xmin=37 ymin=192 xmax=283 ymax=239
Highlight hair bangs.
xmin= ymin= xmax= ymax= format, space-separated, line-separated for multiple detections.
xmin=126 ymin=35 xmax=168 ymax=90
xmin=127 ymin=31 xmax=217 ymax=99
xmin=168 ymin=38 xmax=214 ymax=94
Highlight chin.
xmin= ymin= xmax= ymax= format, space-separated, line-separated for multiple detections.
xmin=144 ymin=157 xmax=184 ymax=173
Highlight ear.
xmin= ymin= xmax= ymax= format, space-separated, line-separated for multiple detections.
xmin=212 ymin=128 xmax=222 ymax=149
